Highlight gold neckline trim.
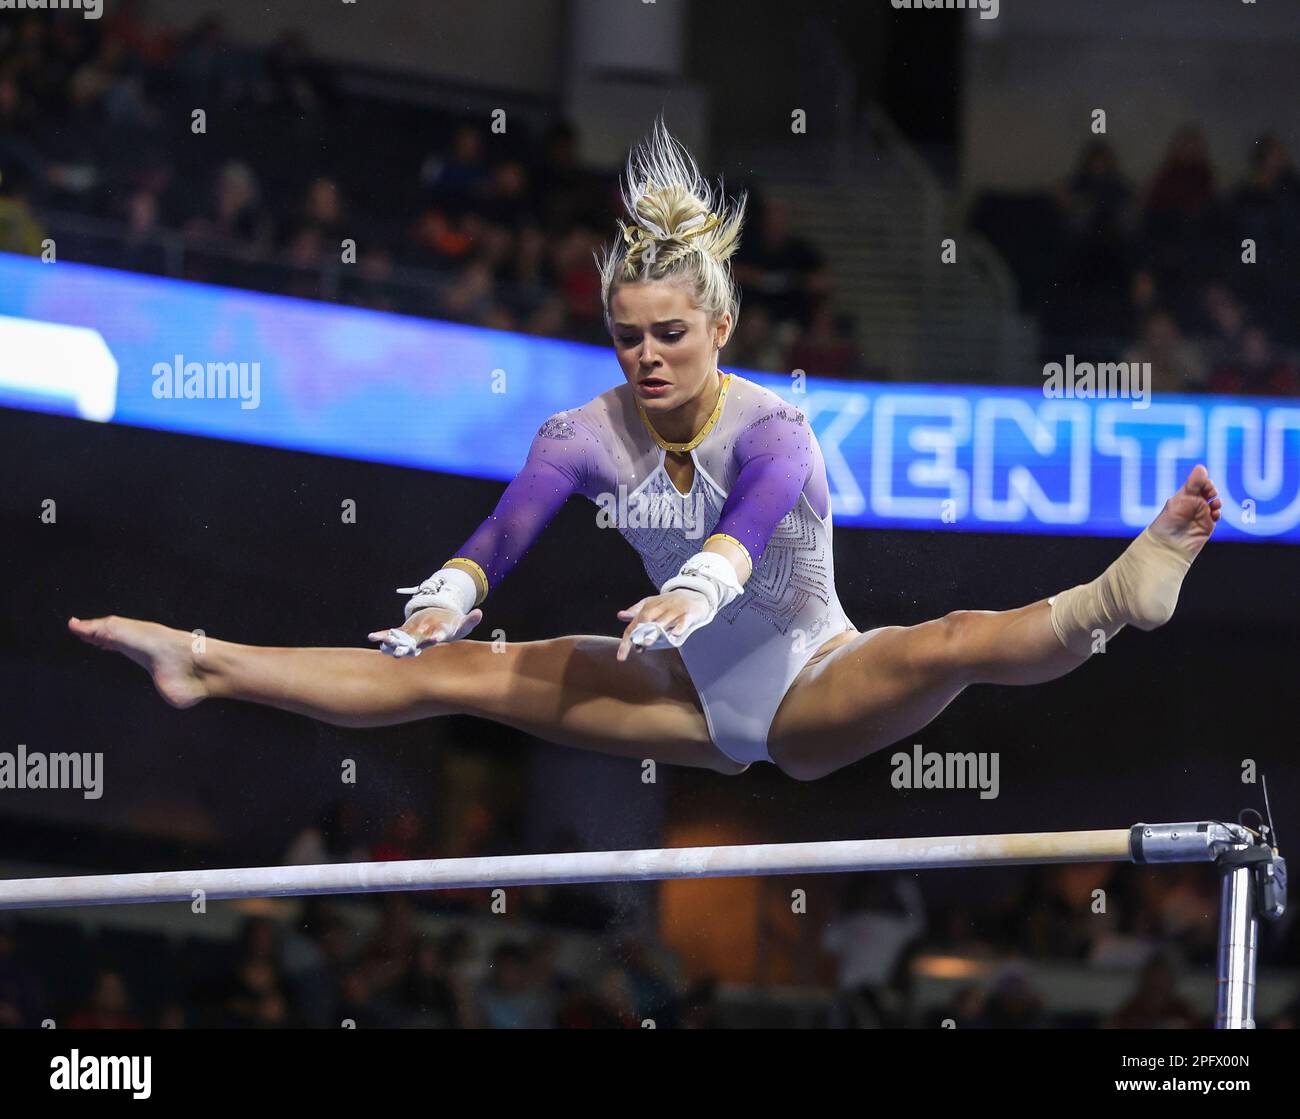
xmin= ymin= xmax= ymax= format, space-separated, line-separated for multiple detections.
xmin=635 ymin=371 xmax=733 ymax=454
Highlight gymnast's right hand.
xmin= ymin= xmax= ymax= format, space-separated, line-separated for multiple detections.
xmin=368 ymin=606 xmax=483 ymax=658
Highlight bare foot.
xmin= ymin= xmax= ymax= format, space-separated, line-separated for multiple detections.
xmin=68 ymin=616 xmax=208 ymax=708
xmin=1148 ymin=463 xmax=1222 ymax=559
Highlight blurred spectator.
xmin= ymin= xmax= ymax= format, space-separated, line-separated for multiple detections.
xmin=1087 ymin=881 xmax=1166 ymax=969
xmin=238 ymin=915 xmax=282 ymax=965
xmin=370 ymin=806 xmax=436 ymax=862
xmin=111 ymin=187 xmax=168 ymax=272
xmin=677 ymin=977 xmax=724 ymax=1028
xmin=981 ymin=963 xmax=1048 ymax=1029
xmin=1229 ymin=133 xmax=1300 ymax=247
xmin=176 ymin=17 xmax=240 ymax=103
xmin=184 ymin=160 xmax=275 ymax=254
xmin=347 ymin=245 xmax=400 ymax=313
xmin=787 ymin=306 xmax=861 ymax=378
xmin=406 ymin=205 xmax=476 ymax=270
xmin=288 ymin=910 xmax=356 ymax=1027
xmin=1125 ymin=267 xmax=1160 ymax=337
xmin=936 ymin=984 xmax=989 ymax=1029
xmin=360 ymin=895 xmax=419 ymax=1002
xmin=733 ymin=196 xmax=830 ymax=329
xmin=68 ymin=969 xmax=141 ymax=1029
xmin=478 ymin=942 xmax=554 ymax=1028
xmin=1105 ymin=951 xmax=1199 ymax=1029
xmin=1228 ymin=133 xmax=1300 ymax=340
xmin=284 ymin=226 xmax=327 ymax=299
xmin=1020 ymin=863 xmax=1115 ymax=961
xmin=821 ymin=875 xmax=924 ymax=1028
xmin=1142 ymin=126 xmax=1222 ymax=320
xmin=1274 ymin=982 xmax=1300 ymax=1029
xmin=1146 ymin=863 xmax=1219 ymax=964
xmin=478 ymin=159 xmax=535 ymax=230
xmin=337 ymin=968 xmax=391 ymax=1026
xmin=1197 ymin=281 xmax=1248 ymax=364
xmin=438 ymin=927 xmax=479 ymax=985
xmin=1210 ymin=325 xmax=1298 ymax=396
xmin=421 ymin=123 xmax=493 ymax=213
xmin=285 ymin=801 xmax=369 ymax=865
xmin=1056 ymin=140 xmax=1133 ymax=237
xmin=123 ymin=187 xmax=161 ymax=238
xmin=552 ymin=222 xmax=605 ymax=342
xmin=472 ymin=218 xmax=518 ymax=279
xmin=496 ymin=219 xmax=560 ymax=328
xmin=157 ymin=1001 xmax=188 ymax=1028
xmin=612 ymin=934 xmax=681 ymax=1026
xmin=529 ymin=828 xmax=621 ymax=931
xmin=68 ymin=37 xmax=158 ymax=131
xmin=296 ymin=176 xmax=347 ymax=243
xmin=67 ymin=38 xmax=122 ymax=116
xmin=1046 ymin=141 xmax=1140 ymax=343
xmin=0 ymin=166 xmax=47 ymax=256
xmin=726 ymin=302 xmax=789 ymax=373
xmin=1123 ymin=310 xmax=1207 ymax=394
xmin=530 ymin=121 xmax=596 ymax=235
xmin=557 ymin=965 xmax=638 ymax=1028
xmin=258 ymin=29 xmax=329 ymax=114
xmin=0 ymin=63 xmax=40 ymax=179
xmin=223 ymin=957 xmax=290 ymax=1027
xmin=1145 ymin=125 xmax=1216 ymax=221
xmin=104 ymin=0 xmax=176 ymax=68
xmin=439 ymin=258 xmax=499 ymax=325
xmin=397 ymin=936 xmax=467 ymax=1028
xmin=205 ymin=916 xmax=292 ymax=1028
xmin=0 ymin=922 xmax=44 ymax=1028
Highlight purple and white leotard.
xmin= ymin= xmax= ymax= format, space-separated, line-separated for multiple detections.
xmin=440 ymin=371 xmax=855 ymax=769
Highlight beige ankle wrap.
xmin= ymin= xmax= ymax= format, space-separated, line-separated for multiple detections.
xmin=1049 ymin=527 xmax=1193 ymax=656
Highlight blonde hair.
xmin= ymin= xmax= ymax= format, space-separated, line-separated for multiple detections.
xmin=596 ymin=114 xmax=748 ymax=341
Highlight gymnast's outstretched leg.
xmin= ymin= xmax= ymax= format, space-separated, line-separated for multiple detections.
xmin=66 ymin=618 xmax=743 ymax=774
xmin=767 ymin=465 xmax=1221 ymax=780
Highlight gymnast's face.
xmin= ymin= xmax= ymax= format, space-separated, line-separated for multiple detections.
xmin=610 ymin=281 xmax=730 ymax=416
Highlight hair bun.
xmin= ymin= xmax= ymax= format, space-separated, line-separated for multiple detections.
xmin=595 ymin=113 xmax=748 ymax=342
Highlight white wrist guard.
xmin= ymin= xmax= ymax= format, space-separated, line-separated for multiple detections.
xmin=397 ymin=566 xmax=478 ymax=620
xmin=661 ymin=551 xmax=744 ymax=616
xmin=630 ymin=552 xmax=745 ymax=652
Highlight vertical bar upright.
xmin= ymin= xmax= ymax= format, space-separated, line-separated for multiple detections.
xmin=1214 ymin=863 xmax=1259 ymax=1029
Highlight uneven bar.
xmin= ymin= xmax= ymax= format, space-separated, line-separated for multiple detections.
xmin=0 ymin=825 xmax=1185 ymax=911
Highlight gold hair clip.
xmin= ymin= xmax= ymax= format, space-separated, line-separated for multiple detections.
xmin=622 ymin=210 xmax=720 ymax=266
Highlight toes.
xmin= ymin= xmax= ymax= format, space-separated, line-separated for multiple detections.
xmin=76 ymin=616 xmax=118 ymax=645
xmin=1184 ymin=464 xmax=1211 ymax=494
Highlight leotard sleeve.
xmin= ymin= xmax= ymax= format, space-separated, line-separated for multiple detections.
xmin=707 ymin=406 xmax=814 ymax=573
xmin=442 ymin=413 xmax=594 ymax=601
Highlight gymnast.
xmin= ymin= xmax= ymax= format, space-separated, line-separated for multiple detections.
xmin=69 ymin=118 xmax=1222 ymax=781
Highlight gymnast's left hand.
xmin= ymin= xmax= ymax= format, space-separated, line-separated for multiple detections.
xmin=616 ymin=589 xmax=711 ymax=661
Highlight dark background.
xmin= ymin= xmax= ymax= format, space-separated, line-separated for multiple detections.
xmin=0 ymin=0 xmax=1296 ymax=1030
